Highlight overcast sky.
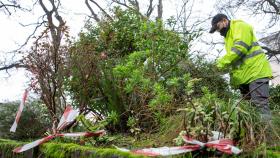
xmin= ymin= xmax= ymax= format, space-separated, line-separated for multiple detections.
xmin=0 ymin=0 xmax=279 ymax=102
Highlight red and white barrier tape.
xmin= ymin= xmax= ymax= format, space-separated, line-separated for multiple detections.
xmin=117 ymin=134 xmax=241 ymax=157
xmin=13 ymin=130 xmax=105 ymax=153
xmin=182 ymin=136 xmax=242 ymax=155
xmin=10 ymin=81 xmax=37 ymax=133
xmin=10 ymin=89 xmax=29 ymax=132
xmin=10 ymin=84 xmax=78 ymax=133
xmin=13 ymin=105 xmax=106 ymax=153
xmin=56 ymin=130 xmax=106 ymax=138
xmin=57 ymin=105 xmax=79 ymax=131
xmin=13 ymin=135 xmax=56 ymax=153
xmin=205 ymin=139 xmax=242 ymax=155
xmin=117 ymin=145 xmax=200 ymax=157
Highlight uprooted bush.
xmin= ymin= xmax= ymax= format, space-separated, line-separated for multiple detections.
xmin=66 ymin=8 xmax=230 ymax=134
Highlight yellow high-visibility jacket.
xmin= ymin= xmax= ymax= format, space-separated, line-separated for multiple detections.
xmin=217 ymin=20 xmax=272 ymax=88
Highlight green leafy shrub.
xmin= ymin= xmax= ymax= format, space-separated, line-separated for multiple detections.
xmin=66 ymin=7 xmax=231 ymax=135
xmin=67 ymin=8 xmax=194 ymax=132
xmin=177 ymin=79 xmax=266 ymax=146
xmin=270 ymin=85 xmax=280 ymax=111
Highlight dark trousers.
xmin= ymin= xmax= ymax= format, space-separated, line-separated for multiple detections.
xmin=239 ymin=78 xmax=270 ymax=114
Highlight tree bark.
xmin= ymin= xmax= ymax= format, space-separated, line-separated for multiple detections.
xmin=157 ymin=0 xmax=163 ymax=20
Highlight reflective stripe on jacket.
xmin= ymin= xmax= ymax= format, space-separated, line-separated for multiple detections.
xmin=216 ymin=20 xmax=272 ymax=88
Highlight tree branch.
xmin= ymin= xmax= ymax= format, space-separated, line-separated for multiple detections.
xmin=89 ymin=0 xmax=113 ymax=21
xmin=0 ymin=62 xmax=26 ymax=71
xmin=128 ymin=0 xmax=139 ymax=11
xmin=112 ymin=0 xmax=137 ymax=12
xmin=0 ymin=1 xmax=21 ymax=15
xmin=146 ymin=0 xmax=154 ymax=17
xmin=8 ymin=20 xmax=46 ymax=53
xmin=262 ymin=46 xmax=280 ymax=61
xmin=265 ymin=0 xmax=280 ymax=14
xmin=85 ymin=0 xmax=100 ymax=22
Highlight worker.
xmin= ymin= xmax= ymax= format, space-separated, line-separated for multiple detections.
xmin=209 ymin=13 xmax=273 ymax=120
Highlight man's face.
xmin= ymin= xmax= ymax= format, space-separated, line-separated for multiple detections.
xmin=216 ymin=18 xmax=228 ymax=32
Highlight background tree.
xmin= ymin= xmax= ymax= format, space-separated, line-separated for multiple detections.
xmin=85 ymin=0 xmax=163 ymax=22
xmin=0 ymin=0 xmax=71 ymax=134
xmin=22 ymin=0 xmax=70 ymax=133
xmin=215 ymin=0 xmax=280 ymax=60
xmin=215 ymin=0 xmax=280 ymax=21
xmin=0 ymin=100 xmax=51 ymax=140
xmin=261 ymin=31 xmax=280 ymax=62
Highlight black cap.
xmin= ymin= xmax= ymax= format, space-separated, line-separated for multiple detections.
xmin=209 ymin=14 xmax=228 ymax=33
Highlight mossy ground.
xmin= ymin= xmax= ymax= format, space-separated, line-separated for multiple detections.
xmin=0 ymin=138 xmax=145 ymax=158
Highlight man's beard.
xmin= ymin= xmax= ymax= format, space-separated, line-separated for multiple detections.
xmin=220 ymin=22 xmax=230 ymax=37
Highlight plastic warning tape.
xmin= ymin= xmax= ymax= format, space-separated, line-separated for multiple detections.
xmin=57 ymin=105 xmax=79 ymax=131
xmin=182 ymin=136 xmax=242 ymax=155
xmin=10 ymin=81 xmax=37 ymax=132
xmin=13 ymin=130 xmax=105 ymax=153
xmin=10 ymin=89 xmax=29 ymax=132
xmin=117 ymin=134 xmax=242 ymax=156
xmin=13 ymin=105 xmax=105 ymax=153
xmin=117 ymin=145 xmax=201 ymax=157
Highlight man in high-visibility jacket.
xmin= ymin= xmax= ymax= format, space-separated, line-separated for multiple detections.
xmin=209 ymin=14 xmax=273 ymax=119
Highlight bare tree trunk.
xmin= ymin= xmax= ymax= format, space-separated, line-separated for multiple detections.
xmin=157 ymin=0 xmax=163 ymax=20
xmin=30 ymin=0 xmax=68 ymax=133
